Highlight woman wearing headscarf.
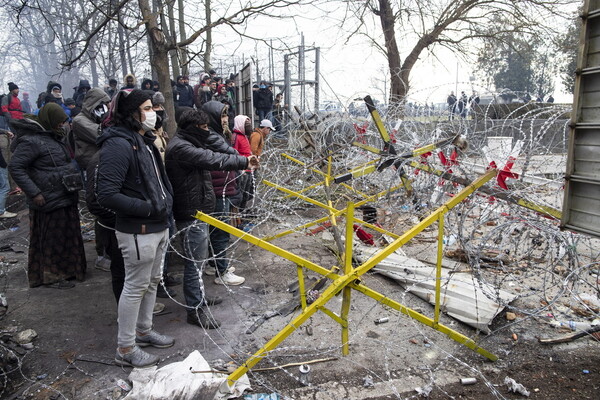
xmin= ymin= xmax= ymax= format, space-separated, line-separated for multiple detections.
xmin=9 ymin=103 xmax=86 ymax=289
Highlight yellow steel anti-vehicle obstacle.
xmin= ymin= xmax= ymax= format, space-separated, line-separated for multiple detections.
xmin=194 ymin=168 xmax=499 ymax=390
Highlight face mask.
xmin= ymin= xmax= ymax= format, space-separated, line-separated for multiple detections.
xmin=93 ymin=104 xmax=108 ymax=123
xmin=142 ymin=110 xmax=157 ymax=131
xmin=244 ymin=121 xmax=252 ymax=136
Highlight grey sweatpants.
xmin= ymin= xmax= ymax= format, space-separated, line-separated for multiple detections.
xmin=116 ymin=229 xmax=168 ymax=348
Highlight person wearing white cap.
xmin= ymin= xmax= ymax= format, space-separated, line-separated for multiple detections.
xmin=250 ymin=119 xmax=275 ymax=157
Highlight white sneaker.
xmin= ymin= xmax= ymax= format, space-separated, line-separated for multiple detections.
xmin=0 ymin=211 xmax=17 ymax=218
xmin=215 ymin=271 xmax=245 ymax=286
xmin=205 ymin=266 xmax=235 ymax=276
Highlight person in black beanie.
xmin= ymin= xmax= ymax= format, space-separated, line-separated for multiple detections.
xmin=96 ymin=89 xmax=175 ymax=368
xmin=1 ymin=82 xmax=23 ymax=121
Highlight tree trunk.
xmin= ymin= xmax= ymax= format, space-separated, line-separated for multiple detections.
xmin=378 ymin=0 xmax=404 ymax=104
xmin=117 ymin=24 xmax=128 ymax=77
xmin=167 ymin=0 xmax=180 ymax=78
xmin=178 ymin=0 xmax=189 ymax=76
xmin=204 ymin=0 xmax=212 ymax=72
xmin=90 ymin=37 xmax=99 ymax=87
xmin=139 ymin=0 xmax=177 ymax=136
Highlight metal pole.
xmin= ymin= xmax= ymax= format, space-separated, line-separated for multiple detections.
xmin=341 ymin=201 xmax=354 ymax=355
xmin=315 ymin=47 xmax=320 ymax=113
xmin=284 ymin=54 xmax=290 ymax=125
xmin=270 ymin=39 xmax=274 ymax=84
xmin=299 ymin=34 xmax=305 ymax=112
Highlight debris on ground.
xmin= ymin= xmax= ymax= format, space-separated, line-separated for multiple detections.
xmin=504 ymin=376 xmax=531 ymax=397
xmin=243 ymin=394 xmax=281 ymax=400
xmin=15 ymin=328 xmax=37 ymax=344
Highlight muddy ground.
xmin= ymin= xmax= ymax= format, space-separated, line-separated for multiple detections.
xmin=0 ymin=193 xmax=598 ymax=400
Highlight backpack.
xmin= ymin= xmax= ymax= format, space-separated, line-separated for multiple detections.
xmin=0 ymin=93 xmax=12 ymax=108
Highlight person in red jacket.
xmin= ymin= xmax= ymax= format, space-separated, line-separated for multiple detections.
xmin=230 ymin=115 xmax=255 ymax=229
xmin=1 ymin=82 xmax=24 ymax=121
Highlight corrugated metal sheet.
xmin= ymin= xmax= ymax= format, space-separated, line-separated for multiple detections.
xmin=561 ymin=0 xmax=600 ymax=237
xmin=352 ymin=243 xmax=517 ymax=333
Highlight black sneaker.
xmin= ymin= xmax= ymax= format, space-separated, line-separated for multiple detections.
xmin=204 ymin=296 xmax=223 ymax=306
xmin=187 ymin=309 xmax=221 ymax=329
xmin=163 ymin=274 xmax=182 ymax=287
xmin=157 ymin=285 xmax=176 ymax=298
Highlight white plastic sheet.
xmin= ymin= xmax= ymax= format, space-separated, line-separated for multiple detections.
xmin=124 ymin=350 xmax=250 ymax=400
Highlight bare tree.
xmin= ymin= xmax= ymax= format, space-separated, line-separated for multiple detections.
xmin=342 ymin=0 xmax=576 ymax=105
xmin=0 ymin=0 xmax=148 ymax=95
xmin=136 ymin=0 xmax=303 ymax=133
xmin=4 ymin=0 xmax=305 ymax=133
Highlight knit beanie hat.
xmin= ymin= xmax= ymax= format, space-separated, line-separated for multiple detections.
xmin=152 ymin=91 xmax=165 ymax=105
xmin=8 ymin=82 xmax=18 ymax=92
xmin=117 ymin=89 xmax=151 ymax=118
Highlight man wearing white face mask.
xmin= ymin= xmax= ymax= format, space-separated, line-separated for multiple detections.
xmin=96 ymin=89 xmax=175 ymax=368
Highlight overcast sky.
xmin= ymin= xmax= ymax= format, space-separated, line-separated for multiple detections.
xmin=211 ymin=3 xmax=574 ymax=108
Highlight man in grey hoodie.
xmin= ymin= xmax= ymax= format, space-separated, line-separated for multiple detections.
xmin=72 ymin=88 xmax=111 ymax=271
xmin=72 ymin=88 xmax=111 ymax=171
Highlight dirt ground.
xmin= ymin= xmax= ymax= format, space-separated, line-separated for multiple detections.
xmin=0 ymin=192 xmax=599 ymax=400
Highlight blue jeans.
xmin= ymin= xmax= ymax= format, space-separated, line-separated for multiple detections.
xmin=209 ymin=197 xmax=231 ymax=274
xmin=257 ymin=108 xmax=271 ymax=121
xmin=0 ymin=167 xmax=9 ymax=214
xmin=177 ymin=219 xmax=209 ymax=315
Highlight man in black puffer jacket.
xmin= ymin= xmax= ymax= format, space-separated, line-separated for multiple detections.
xmin=96 ymin=89 xmax=174 ymax=369
xmin=253 ymin=81 xmax=273 ymax=121
xmin=165 ymin=108 xmax=257 ymax=329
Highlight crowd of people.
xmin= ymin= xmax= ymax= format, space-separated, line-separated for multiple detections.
xmin=0 ymin=72 xmax=280 ymax=368
xmin=446 ymin=91 xmax=480 ymax=119
xmin=446 ymin=90 xmax=556 ymax=120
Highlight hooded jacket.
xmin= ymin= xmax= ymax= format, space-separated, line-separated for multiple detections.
xmin=202 ymin=101 xmax=238 ymax=197
xmin=141 ymin=79 xmax=154 ymax=91
xmin=8 ymin=118 xmax=79 ymax=212
xmin=72 ymin=88 xmax=111 ymax=169
xmin=73 ymin=79 xmax=91 ymax=107
xmin=121 ymin=74 xmax=137 ymax=90
xmin=46 ymin=81 xmax=62 ymax=93
xmin=232 ymin=115 xmax=252 ymax=158
xmin=43 ymin=81 xmax=64 ymax=108
xmin=165 ymin=126 xmax=247 ymax=221
xmin=96 ymin=125 xmax=173 ymax=234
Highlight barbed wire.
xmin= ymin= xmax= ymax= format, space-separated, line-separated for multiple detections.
xmin=1 ymin=98 xmax=598 ymax=399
